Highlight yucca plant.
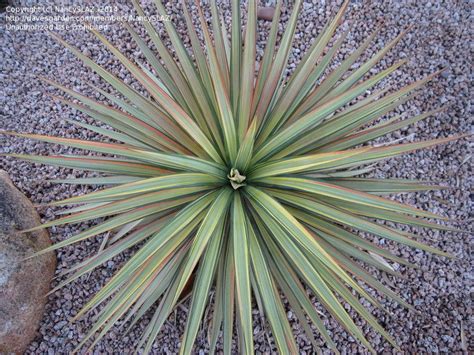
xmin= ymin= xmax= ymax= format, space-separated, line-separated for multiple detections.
xmin=2 ymin=0 xmax=465 ymax=353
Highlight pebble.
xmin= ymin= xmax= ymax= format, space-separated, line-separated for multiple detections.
xmin=0 ymin=0 xmax=472 ymax=354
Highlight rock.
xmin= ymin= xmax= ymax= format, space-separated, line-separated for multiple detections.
xmin=257 ymin=7 xmax=276 ymax=21
xmin=0 ymin=171 xmax=56 ymax=354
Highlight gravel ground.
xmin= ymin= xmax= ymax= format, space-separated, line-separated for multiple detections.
xmin=1 ymin=0 xmax=473 ymax=353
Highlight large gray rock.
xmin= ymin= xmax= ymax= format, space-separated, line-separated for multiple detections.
xmin=0 ymin=170 xmax=56 ymax=354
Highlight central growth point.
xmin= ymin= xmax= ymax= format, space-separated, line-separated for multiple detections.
xmin=228 ymin=168 xmax=246 ymax=190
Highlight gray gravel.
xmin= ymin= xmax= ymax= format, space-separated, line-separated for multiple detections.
xmin=1 ymin=0 xmax=473 ymax=353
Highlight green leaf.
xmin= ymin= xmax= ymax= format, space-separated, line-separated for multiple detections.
xmin=288 ymin=208 xmax=413 ymax=267
xmin=292 ymin=26 xmax=378 ymax=119
xmin=27 ymin=195 xmax=196 ymax=256
xmin=245 ymin=186 xmax=379 ymax=307
xmin=320 ymin=177 xmax=444 ymax=194
xmin=43 ymin=79 xmax=184 ymax=152
xmin=3 ymin=153 xmax=171 ymax=177
xmin=50 ymin=175 xmax=141 ymax=185
xmin=258 ymin=225 xmax=339 ymax=352
xmin=238 ymin=0 xmax=257 ymax=141
xmin=249 ymin=149 xmax=367 ymax=179
xmin=287 ymin=94 xmax=412 ymax=156
xmin=269 ymin=189 xmax=451 ymax=257
xmin=50 ymin=216 xmax=172 ymax=293
xmin=257 ymin=176 xmax=441 ymax=219
xmin=151 ymin=0 xmax=218 ymax=135
xmin=208 ymin=243 xmax=226 ymax=354
xmin=123 ymin=21 xmax=186 ymax=110
xmin=247 ymin=219 xmax=299 ymax=354
xmin=180 ymin=216 xmax=225 ymax=354
xmin=46 ymin=173 xmax=222 ymax=206
xmin=130 ymin=0 xmax=197 ymax=115
xmin=87 ymin=26 xmax=224 ymax=164
xmin=65 ymin=119 xmax=153 ymax=150
xmin=2 ymin=132 xmax=227 ymax=177
xmin=313 ymin=236 xmax=413 ymax=309
xmin=258 ymin=0 xmax=350 ymax=141
xmin=194 ymin=4 xmax=238 ymax=162
xmin=319 ymin=109 xmax=443 ymax=152
xmin=230 ymin=0 xmax=242 ymax=115
xmin=222 ymin=235 xmax=235 ymax=355
xmin=31 ymin=187 xmax=207 ymax=229
xmin=78 ymin=191 xmax=218 ymax=321
xmin=253 ymin=0 xmax=302 ymax=128
xmin=47 ymin=32 xmax=205 ymax=157
xmin=231 ymin=192 xmax=254 ymax=354
xmin=253 ymin=60 xmax=406 ymax=163
xmin=252 ymin=0 xmax=282 ymax=118
xmin=247 ymin=197 xmax=375 ymax=351
xmin=324 ymin=26 xmax=413 ymax=102
xmin=173 ymin=188 xmax=233 ymax=306
xmin=318 ymin=134 xmax=467 ymax=171
xmin=234 ymin=120 xmax=257 ymax=172
xmin=209 ymin=0 xmax=230 ymax=90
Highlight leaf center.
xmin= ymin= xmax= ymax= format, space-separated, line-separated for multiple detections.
xmin=228 ymin=168 xmax=246 ymax=190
